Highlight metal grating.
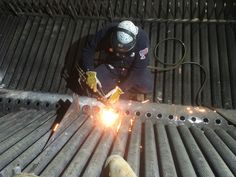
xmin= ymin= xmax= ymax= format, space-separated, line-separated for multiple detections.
xmin=0 ymin=99 xmax=235 ymax=177
xmin=0 ymin=14 xmax=235 ymax=108
xmin=0 ymin=0 xmax=235 ymax=21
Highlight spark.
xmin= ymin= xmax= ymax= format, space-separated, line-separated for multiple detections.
xmin=130 ymin=119 xmax=134 ymax=126
xmin=100 ymin=108 xmax=119 ymax=127
xmin=116 ymin=121 xmax=122 ymax=133
xmin=186 ymin=107 xmax=191 ymax=111
xmin=198 ymin=108 xmax=206 ymax=113
xmin=142 ymin=99 xmax=150 ymax=104
xmin=189 ymin=110 xmax=193 ymax=114
xmin=53 ymin=123 xmax=59 ymax=132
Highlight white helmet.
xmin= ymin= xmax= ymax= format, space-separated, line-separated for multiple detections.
xmin=117 ymin=21 xmax=138 ymax=44
xmin=111 ymin=20 xmax=138 ymax=53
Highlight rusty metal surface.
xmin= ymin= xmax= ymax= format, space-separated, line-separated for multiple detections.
xmin=0 ymin=96 xmax=235 ymax=177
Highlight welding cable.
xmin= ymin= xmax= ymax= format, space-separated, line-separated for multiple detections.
xmin=148 ymin=38 xmax=187 ymax=71
xmin=148 ymin=38 xmax=208 ymax=106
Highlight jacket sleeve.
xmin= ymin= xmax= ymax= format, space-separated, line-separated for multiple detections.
xmin=119 ymin=31 xmax=149 ymax=92
xmin=82 ymin=25 xmax=110 ymax=71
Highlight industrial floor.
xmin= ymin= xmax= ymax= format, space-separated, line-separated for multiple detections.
xmin=0 ymin=0 xmax=235 ymax=177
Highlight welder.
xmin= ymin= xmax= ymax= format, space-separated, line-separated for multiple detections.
xmin=82 ymin=20 xmax=153 ymax=103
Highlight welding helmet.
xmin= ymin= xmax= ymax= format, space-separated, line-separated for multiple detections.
xmin=111 ymin=20 xmax=138 ymax=53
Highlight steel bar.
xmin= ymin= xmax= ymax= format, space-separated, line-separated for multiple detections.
xmin=190 ymin=126 xmax=234 ymax=177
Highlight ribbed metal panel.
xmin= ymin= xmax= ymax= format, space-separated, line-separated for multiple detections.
xmin=0 ymin=15 xmax=235 ymax=109
xmin=0 ymin=107 xmax=235 ymax=177
xmin=0 ymin=0 xmax=235 ymax=21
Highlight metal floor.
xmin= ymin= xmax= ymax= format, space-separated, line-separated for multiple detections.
xmin=0 ymin=97 xmax=236 ymax=177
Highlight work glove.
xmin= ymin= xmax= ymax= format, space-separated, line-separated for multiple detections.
xmin=86 ymin=71 xmax=102 ymax=92
xmin=105 ymin=86 xmax=124 ymax=104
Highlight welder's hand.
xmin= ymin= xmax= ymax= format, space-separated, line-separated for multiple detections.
xmin=105 ymin=86 xmax=124 ymax=104
xmin=86 ymin=71 xmax=102 ymax=92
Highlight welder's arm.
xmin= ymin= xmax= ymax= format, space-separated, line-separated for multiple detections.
xmin=82 ymin=29 xmax=106 ymax=71
xmin=82 ymin=24 xmax=115 ymax=71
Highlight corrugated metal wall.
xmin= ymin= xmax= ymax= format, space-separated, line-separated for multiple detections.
xmin=0 ymin=0 xmax=235 ymax=109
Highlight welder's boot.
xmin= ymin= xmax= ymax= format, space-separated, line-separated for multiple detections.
xmin=103 ymin=155 xmax=137 ymax=177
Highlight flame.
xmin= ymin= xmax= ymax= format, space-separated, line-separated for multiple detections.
xmin=100 ymin=108 xmax=119 ymax=127
xmin=53 ymin=123 xmax=59 ymax=132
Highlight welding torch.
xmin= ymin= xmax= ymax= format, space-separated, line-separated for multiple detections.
xmin=75 ymin=64 xmax=111 ymax=106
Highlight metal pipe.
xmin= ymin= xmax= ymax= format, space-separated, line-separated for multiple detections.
xmin=178 ymin=125 xmax=215 ymax=177
xmin=61 ymin=127 xmax=103 ymax=177
xmin=82 ymin=129 xmax=115 ymax=177
xmin=23 ymin=115 xmax=87 ymax=175
xmin=166 ymin=125 xmax=197 ymax=177
xmin=40 ymin=117 xmax=93 ymax=177
xmin=0 ymin=114 xmax=56 ymax=170
xmin=203 ymin=127 xmax=236 ymax=174
xmin=227 ymin=129 xmax=236 ymax=140
xmin=145 ymin=119 xmax=159 ymax=177
xmin=0 ymin=111 xmax=55 ymax=154
xmin=155 ymin=123 xmax=177 ymax=177
xmin=0 ymin=131 xmax=51 ymax=177
xmin=126 ymin=118 xmax=141 ymax=176
xmin=190 ymin=126 xmax=234 ymax=177
xmin=111 ymin=117 xmax=130 ymax=156
xmin=215 ymin=128 xmax=236 ymax=155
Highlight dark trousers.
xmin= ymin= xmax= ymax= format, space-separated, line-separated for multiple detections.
xmin=95 ymin=64 xmax=154 ymax=95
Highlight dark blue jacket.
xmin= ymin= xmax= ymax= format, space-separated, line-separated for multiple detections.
xmin=82 ymin=23 xmax=150 ymax=91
